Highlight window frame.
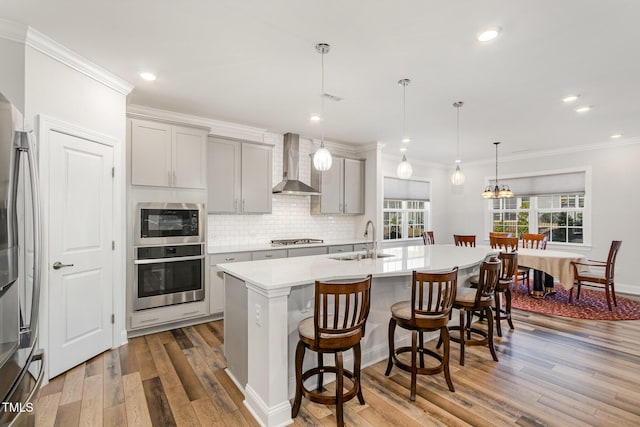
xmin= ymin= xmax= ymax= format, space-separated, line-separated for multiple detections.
xmin=484 ymin=167 xmax=592 ymax=247
xmin=382 ymin=199 xmax=430 ymax=242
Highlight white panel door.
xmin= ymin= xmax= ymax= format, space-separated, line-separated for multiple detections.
xmin=49 ymin=130 xmax=114 ymax=377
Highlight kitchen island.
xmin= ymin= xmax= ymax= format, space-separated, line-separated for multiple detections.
xmin=217 ymin=244 xmax=496 ymax=427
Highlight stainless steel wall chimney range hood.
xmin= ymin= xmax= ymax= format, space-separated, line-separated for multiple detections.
xmin=272 ymin=133 xmax=321 ymax=195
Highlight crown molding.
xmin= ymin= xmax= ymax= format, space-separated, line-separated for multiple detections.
xmin=0 ymin=19 xmax=133 ymax=95
xmin=462 ymin=136 xmax=640 ymax=167
xmin=127 ymin=104 xmax=268 ymax=142
xmin=24 ymin=27 xmax=133 ymax=95
xmin=0 ymin=19 xmax=28 ymax=43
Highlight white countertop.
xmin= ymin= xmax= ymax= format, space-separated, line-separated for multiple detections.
xmin=217 ymin=244 xmax=496 ymax=291
xmin=207 ymin=238 xmax=370 ymax=254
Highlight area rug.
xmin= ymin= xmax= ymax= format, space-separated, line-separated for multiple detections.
xmin=510 ymin=284 xmax=640 ymax=320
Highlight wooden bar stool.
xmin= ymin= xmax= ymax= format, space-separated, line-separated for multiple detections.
xmin=291 ymin=275 xmax=372 ymax=427
xmin=447 ymin=258 xmax=501 ymax=365
xmin=385 ymin=268 xmax=458 ymax=400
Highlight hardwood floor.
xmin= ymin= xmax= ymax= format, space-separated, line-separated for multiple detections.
xmin=31 ymin=309 xmax=640 ymax=426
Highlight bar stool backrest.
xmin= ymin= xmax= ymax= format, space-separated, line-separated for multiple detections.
xmin=474 ymin=259 xmax=501 ymax=305
xmin=411 ymin=268 xmax=458 ymax=321
xmin=314 ymin=275 xmax=372 ymax=348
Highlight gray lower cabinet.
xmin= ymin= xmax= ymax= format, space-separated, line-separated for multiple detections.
xmin=252 ymin=249 xmax=287 ymax=260
xmin=327 ymin=244 xmax=354 ymax=254
xmin=287 ymin=246 xmax=328 ymax=257
xmin=207 ymin=137 xmax=273 ymax=214
xmin=310 ymin=157 xmax=365 ymax=215
xmin=209 ymin=252 xmax=252 ymax=315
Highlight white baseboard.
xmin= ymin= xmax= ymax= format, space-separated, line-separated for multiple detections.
xmin=614 ymin=282 xmax=639 ymax=295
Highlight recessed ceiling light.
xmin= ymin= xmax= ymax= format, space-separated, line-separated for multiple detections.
xmin=610 ymin=133 xmax=623 ymax=139
xmin=477 ymin=27 xmax=501 ymax=42
xmin=562 ymin=95 xmax=580 ymax=103
xmin=401 ymin=137 xmax=411 ymax=143
xmin=140 ymin=72 xmax=156 ymax=81
xmin=575 ymin=106 xmax=592 ymax=113
xmin=400 ymin=147 xmax=408 ymax=153
xmin=309 ymin=114 xmax=321 ymax=122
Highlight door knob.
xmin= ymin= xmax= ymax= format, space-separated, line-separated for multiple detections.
xmin=53 ymin=261 xmax=74 ymax=270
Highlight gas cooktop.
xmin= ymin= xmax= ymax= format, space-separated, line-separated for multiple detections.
xmin=270 ymin=238 xmax=324 ymax=246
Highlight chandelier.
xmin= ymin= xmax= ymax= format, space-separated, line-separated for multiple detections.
xmin=481 ymin=142 xmax=514 ymax=198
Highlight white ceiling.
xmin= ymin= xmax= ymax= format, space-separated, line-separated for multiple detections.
xmin=2 ymin=0 xmax=639 ymax=164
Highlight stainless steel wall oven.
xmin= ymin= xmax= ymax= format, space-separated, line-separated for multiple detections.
xmin=134 ymin=244 xmax=205 ymax=310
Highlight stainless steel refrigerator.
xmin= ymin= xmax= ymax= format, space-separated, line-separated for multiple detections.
xmin=0 ymin=92 xmax=43 ymax=426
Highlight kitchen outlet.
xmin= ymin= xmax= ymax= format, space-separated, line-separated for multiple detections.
xmin=255 ymin=303 xmax=262 ymax=326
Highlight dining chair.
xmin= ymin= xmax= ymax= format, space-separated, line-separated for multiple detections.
xmin=570 ymin=240 xmax=622 ymax=311
xmin=421 ymin=231 xmax=435 ymax=245
xmin=445 ymin=258 xmax=501 ymax=365
xmin=489 ymin=231 xmax=511 ymax=238
xmin=517 ymin=233 xmax=548 ymax=295
xmin=292 ymin=275 xmax=372 ymax=427
xmin=491 ymin=236 xmax=518 ymax=251
xmin=385 ymin=268 xmax=458 ymax=400
xmin=453 ymin=234 xmax=476 ymax=247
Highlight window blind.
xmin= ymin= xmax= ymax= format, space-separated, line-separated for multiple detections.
xmin=384 ymin=177 xmax=430 ymax=201
xmin=490 ymin=171 xmax=585 ymax=196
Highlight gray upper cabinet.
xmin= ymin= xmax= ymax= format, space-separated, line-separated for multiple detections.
xmin=310 ymin=156 xmax=365 ymax=215
xmin=208 ymin=137 xmax=272 ymax=214
xmin=130 ymin=118 xmax=207 ymax=189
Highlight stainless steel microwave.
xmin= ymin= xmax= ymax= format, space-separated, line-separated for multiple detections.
xmin=135 ymin=202 xmax=204 ymax=245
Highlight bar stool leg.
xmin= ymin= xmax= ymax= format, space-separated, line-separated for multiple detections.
xmin=292 ymin=341 xmax=305 ymax=417
xmin=459 ymin=309 xmax=466 ymax=366
xmin=354 ymin=343 xmax=365 ymax=404
xmin=495 ymin=293 xmax=503 ymax=338
xmin=418 ymin=331 xmax=425 ymax=368
xmin=441 ymin=327 xmax=455 ymax=392
xmin=385 ymin=318 xmax=396 ymax=376
xmin=506 ymin=289 xmax=514 ymax=330
xmin=317 ymin=353 xmax=324 ymax=392
xmin=486 ymin=307 xmax=498 ymax=362
xmin=410 ymin=330 xmax=417 ymax=401
xmin=335 ymin=352 xmax=344 ymax=427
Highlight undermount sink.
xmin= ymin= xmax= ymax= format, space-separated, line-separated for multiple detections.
xmin=330 ymin=252 xmax=395 ymax=261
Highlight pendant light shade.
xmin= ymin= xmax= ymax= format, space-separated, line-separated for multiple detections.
xmin=312 ymin=43 xmax=332 ymax=171
xmin=313 ymin=146 xmax=332 ymax=171
xmin=397 ymin=153 xmax=413 ymax=179
xmin=451 ymin=163 xmax=465 ymax=185
xmin=451 ymin=101 xmax=465 ymax=185
xmin=396 ymin=78 xmax=413 ymax=179
xmin=481 ymin=142 xmax=514 ymax=199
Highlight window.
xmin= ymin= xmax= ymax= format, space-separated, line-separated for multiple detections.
xmin=491 ymin=193 xmax=585 ymax=243
xmin=383 ymin=177 xmax=430 ymax=241
xmin=383 ymin=200 xmax=429 ymax=240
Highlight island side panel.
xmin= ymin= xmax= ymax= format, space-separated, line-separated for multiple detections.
xmin=224 ymin=273 xmax=248 ymax=388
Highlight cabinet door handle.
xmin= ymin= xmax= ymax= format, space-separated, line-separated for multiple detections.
xmin=344 ymin=203 xmax=347 ymax=213
xmin=234 ymin=199 xmax=238 ymax=212
xmin=140 ymin=317 xmax=160 ymax=324
xmin=173 ymin=171 xmax=177 ymax=186
xmin=168 ymin=171 xmax=172 ymax=186
xmin=265 ymin=254 xmax=273 ymax=258
xmin=224 ymin=257 xmax=236 ymax=261
xmin=242 ymin=199 xmax=246 ymax=211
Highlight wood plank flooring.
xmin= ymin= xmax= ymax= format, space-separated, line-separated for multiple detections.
xmin=31 ymin=308 xmax=640 ymax=426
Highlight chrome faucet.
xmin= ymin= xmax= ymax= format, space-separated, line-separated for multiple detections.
xmin=364 ymin=220 xmax=376 ymax=258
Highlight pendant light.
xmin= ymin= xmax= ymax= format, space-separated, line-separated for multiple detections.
xmin=396 ymin=78 xmax=413 ymax=179
xmin=312 ymin=43 xmax=333 ymax=171
xmin=481 ymin=142 xmax=514 ymax=198
xmin=451 ymin=101 xmax=465 ymax=185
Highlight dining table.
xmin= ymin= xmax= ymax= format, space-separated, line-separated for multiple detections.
xmin=516 ymin=247 xmax=585 ymax=298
